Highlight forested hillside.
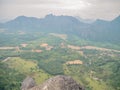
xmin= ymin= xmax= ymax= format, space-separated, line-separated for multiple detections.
xmin=0 ymin=14 xmax=120 ymax=44
xmin=0 ymin=31 xmax=120 ymax=90
xmin=0 ymin=15 xmax=120 ymax=90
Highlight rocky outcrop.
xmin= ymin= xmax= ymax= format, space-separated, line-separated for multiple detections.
xmin=21 ymin=76 xmax=36 ymax=90
xmin=21 ymin=75 xmax=85 ymax=90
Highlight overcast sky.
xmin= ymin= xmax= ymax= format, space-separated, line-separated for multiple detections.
xmin=0 ymin=0 xmax=120 ymax=22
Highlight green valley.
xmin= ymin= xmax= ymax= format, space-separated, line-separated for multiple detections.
xmin=0 ymin=31 xmax=120 ymax=90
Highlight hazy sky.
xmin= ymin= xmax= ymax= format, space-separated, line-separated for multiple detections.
xmin=0 ymin=0 xmax=120 ymax=22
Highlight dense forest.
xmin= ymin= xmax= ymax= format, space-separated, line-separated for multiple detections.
xmin=0 ymin=30 xmax=120 ymax=90
xmin=0 ymin=14 xmax=120 ymax=90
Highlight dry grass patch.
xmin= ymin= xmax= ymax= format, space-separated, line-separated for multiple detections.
xmin=0 ymin=47 xmax=16 ymax=50
xmin=40 ymin=43 xmax=48 ymax=47
xmin=66 ymin=60 xmax=83 ymax=65
xmin=68 ymin=45 xmax=80 ymax=50
xmin=40 ymin=43 xmax=53 ymax=50
xmin=50 ymin=33 xmax=67 ymax=40
xmin=21 ymin=43 xmax=28 ymax=47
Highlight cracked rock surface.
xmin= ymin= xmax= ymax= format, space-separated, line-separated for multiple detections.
xmin=21 ymin=75 xmax=85 ymax=90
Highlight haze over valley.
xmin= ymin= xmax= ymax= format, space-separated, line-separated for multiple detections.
xmin=0 ymin=14 xmax=120 ymax=90
xmin=0 ymin=0 xmax=120 ymax=90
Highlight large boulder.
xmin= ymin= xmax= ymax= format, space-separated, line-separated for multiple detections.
xmin=22 ymin=75 xmax=85 ymax=90
xmin=21 ymin=76 xmax=36 ymax=90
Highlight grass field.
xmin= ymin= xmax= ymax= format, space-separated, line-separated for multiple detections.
xmin=3 ymin=57 xmax=51 ymax=84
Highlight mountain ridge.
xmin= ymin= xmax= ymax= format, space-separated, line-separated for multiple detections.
xmin=0 ymin=14 xmax=120 ymax=44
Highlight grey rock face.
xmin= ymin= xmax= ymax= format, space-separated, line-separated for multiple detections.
xmin=22 ymin=75 xmax=85 ymax=90
xmin=21 ymin=76 xmax=36 ymax=90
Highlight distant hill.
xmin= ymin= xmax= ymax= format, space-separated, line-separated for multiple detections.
xmin=0 ymin=14 xmax=120 ymax=44
xmin=86 ymin=16 xmax=120 ymax=43
xmin=1 ymin=14 xmax=87 ymax=33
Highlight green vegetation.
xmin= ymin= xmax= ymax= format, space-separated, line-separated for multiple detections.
xmin=0 ymin=31 xmax=120 ymax=90
xmin=0 ymin=57 xmax=51 ymax=90
xmin=0 ymin=62 xmax=25 ymax=90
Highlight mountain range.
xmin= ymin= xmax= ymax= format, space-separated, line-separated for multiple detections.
xmin=0 ymin=14 xmax=120 ymax=44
